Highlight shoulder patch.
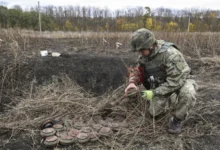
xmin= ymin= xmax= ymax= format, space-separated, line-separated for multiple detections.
xmin=172 ymin=55 xmax=184 ymax=71
xmin=176 ymin=62 xmax=184 ymax=71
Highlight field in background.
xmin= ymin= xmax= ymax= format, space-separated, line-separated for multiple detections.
xmin=1 ymin=29 xmax=220 ymax=59
xmin=1 ymin=29 xmax=220 ymax=149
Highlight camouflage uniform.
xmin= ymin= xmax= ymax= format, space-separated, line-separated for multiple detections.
xmin=131 ymin=30 xmax=198 ymax=121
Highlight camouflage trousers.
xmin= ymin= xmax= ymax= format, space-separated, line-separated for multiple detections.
xmin=148 ymin=79 xmax=198 ymax=120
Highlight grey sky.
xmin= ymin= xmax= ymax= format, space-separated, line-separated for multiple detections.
xmin=4 ymin=0 xmax=220 ymax=10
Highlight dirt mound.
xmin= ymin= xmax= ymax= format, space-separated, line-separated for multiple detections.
xmin=0 ymin=53 xmax=134 ymax=94
xmin=0 ymin=54 xmax=136 ymax=113
xmin=30 ymin=54 xmax=133 ymax=95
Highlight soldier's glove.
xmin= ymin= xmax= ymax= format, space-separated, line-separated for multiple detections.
xmin=125 ymin=83 xmax=138 ymax=97
xmin=141 ymin=90 xmax=154 ymax=101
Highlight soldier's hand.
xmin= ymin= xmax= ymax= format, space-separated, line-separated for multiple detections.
xmin=141 ymin=90 xmax=154 ymax=101
xmin=125 ymin=83 xmax=138 ymax=96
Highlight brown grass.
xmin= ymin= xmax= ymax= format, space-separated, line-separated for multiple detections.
xmin=1 ymin=29 xmax=220 ymax=58
xmin=0 ymin=73 xmax=220 ymax=149
xmin=1 ymin=29 xmax=220 ymax=149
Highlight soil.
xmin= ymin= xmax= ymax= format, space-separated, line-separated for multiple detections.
xmin=1 ymin=37 xmax=220 ymax=150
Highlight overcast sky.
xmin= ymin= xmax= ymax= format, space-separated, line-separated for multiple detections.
xmin=3 ymin=0 xmax=220 ymax=10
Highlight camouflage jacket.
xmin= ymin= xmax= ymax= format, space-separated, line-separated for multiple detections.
xmin=137 ymin=40 xmax=191 ymax=96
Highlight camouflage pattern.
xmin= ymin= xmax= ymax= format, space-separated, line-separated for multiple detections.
xmin=130 ymin=28 xmax=156 ymax=52
xmin=148 ymin=79 xmax=197 ymax=120
xmin=136 ymin=39 xmax=198 ymax=120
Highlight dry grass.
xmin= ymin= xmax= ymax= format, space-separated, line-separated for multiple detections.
xmin=0 ymin=76 xmax=96 ymax=129
xmin=1 ymin=73 xmax=220 ymax=149
xmin=1 ymin=29 xmax=220 ymax=58
xmin=1 ymin=29 xmax=220 ymax=149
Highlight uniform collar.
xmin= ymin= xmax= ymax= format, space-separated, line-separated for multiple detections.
xmin=148 ymin=40 xmax=165 ymax=59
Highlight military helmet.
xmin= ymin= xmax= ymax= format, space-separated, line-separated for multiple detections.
xmin=130 ymin=28 xmax=156 ymax=52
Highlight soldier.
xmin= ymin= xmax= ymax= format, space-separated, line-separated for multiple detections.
xmin=125 ymin=28 xmax=198 ymax=134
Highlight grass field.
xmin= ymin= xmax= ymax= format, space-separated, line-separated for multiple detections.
xmin=0 ymin=29 xmax=220 ymax=150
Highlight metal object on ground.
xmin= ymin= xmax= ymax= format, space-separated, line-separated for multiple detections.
xmin=92 ymin=124 xmax=103 ymax=132
xmin=109 ymin=123 xmax=120 ymax=131
xmin=99 ymin=120 xmax=109 ymax=127
xmin=40 ymin=128 xmax=56 ymax=137
xmin=68 ymin=128 xmax=81 ymax=137
xmin=89 ymin=131 xmax=99 ymax=142
xmin=42 ymin=136 xmax=59 ymax=147
xmin=59 ymin=133 xmax=75 ymax=145
xmin=40 ymin=120 xmax=55 ymax=130
xmin=74 ymin=123 xmax=83 ymax=130
xmin=114 ymin=115 xmax=126 ymax=122
xmin=53 ymin=124 xmax=64 ymax=132
xmin=99 ymin=127 xmax=113 ymax=137
xmin=56 ymin=131 xmax=68 ymax=137
xmin=80 ymin=127 xmax=92 ymax=133
xmin=76 ymin=133 xmax=89 ymax=143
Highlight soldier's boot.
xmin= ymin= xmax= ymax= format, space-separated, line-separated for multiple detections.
xmin=168 ymin=116 xmax=182 ymax=134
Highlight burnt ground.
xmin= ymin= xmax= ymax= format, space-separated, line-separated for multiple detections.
xmin=0 ymin=54 xmax=135 ymax=112
xmin=0 ymin=38 xmax=220 ymax=150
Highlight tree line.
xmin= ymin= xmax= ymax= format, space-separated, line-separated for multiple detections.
xmin=0 ymin=4 xmax=220 ymax=32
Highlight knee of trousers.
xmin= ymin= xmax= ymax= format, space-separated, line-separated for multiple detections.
xmin=148 ymin=100 xmax=167 ymax=117
xmin=175 ymin=92 xmax=195 ymax=120
xmin=179 ymin=79 xmax=197 ymax=106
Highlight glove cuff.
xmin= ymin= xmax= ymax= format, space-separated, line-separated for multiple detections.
xmin=152 ymin=90 xmax=157 ymax=96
